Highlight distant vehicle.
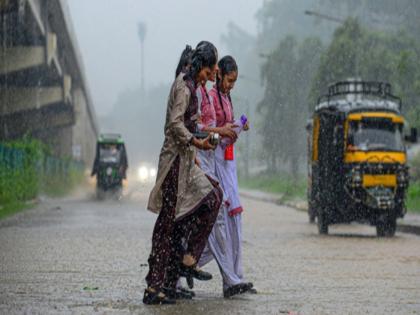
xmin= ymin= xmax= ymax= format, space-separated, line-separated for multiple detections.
xmin=91 ymin=134 xmax=128 ymax=200
xmin=307 ymin=80 xmax=417 ymax=237
xmin=136 ymin=162 xmax=157 ymax=184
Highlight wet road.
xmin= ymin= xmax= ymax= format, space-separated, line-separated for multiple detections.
xmin=0 ymin=184 xmax=420 ymax=315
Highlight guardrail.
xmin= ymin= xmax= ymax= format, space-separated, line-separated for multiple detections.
xmin=0 ymin=145 xmax=25 ymax=171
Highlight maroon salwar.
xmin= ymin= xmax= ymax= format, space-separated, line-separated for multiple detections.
xmin=145 ymin=156 xmax=222 ymax=291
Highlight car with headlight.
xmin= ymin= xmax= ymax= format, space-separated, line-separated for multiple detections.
xmin=136 ymin=163 xmax=157 ymax=183
xmin=91 ymin=133 xmax=128 ymax=199
xmin=307 ymin=80 xmax=417 ymax=236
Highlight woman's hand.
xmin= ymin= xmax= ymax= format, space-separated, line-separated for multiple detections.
xmin=192 ymin=135 xmax=216 ymax=151
xmin=219 ymin=123 xmax=239 ymax=140
xmin=243 ymin=121 xmax=250 ymax=131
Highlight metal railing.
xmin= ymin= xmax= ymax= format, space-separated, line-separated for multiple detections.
xmin=0 ymin=143 xmax=85 ymax=202
xmin=0 ymin=144 xmax=25 ymax=171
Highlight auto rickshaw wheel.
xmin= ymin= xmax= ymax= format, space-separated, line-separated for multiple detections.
xmin=112 ymin=185 xmax=123 ymax=201
xmin=309 ymin=210 xmax=316 ymax=224
xmin=376 ymin=215 xmax=397 ymax=237
xmin=96 ymin=187 xmax=105 ymax=200
xmin=308 ymin=201 xmax=316 ymax=223
xmin=317 ymin=210 xmax=329 ymax=235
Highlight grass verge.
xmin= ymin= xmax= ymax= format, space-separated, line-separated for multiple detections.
xmin=42 ymin=168 xmax=85 ymax=198
xmin=407 ymin=182 xmax=420 ymax=214
xmin=1 ymin=138 xmax=86 ymax=220
xmin=0 ymin=201 xmax=30 ymax=221
xmin=240 ymin=174 xmax=420 ymax=214
xmin=239 ymin=173 xmax=306 ymax=201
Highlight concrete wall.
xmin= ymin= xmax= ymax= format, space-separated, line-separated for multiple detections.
xmin=0 ymin=0 xmax=98 ymax=166
xmin=34 ymin=126 xmax=73 ymax=158
xmin=72 ymin=88 xmax=96 ymax=167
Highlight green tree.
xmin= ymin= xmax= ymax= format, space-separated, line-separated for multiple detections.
xmin=311 ymin=19 xmax=420 ymax=127
xmin=319 ymin=0 xmax=420 ymax=41
xmin=256 ymin=0 xmax=329 ymax=50
xmin=221 ymin=22 xmax=262 ymax=177
xmin=258 ymin=36 xmax=323 ymax=179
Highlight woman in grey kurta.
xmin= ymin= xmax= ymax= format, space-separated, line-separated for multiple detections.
xmin=143 ymin=42 xmax=223 ymax=305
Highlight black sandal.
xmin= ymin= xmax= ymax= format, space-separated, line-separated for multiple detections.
xmin=162 ymin=287 xmax=194 ymax=300
xmin=143 ymin=289 xmax=176 ymax=305
xmin=179 ymin=286 xmax=196 ymax=297
xmin=186 ymin=275 xmax=194 ymax=289
xmin=245 ymin=282 xmax=258 ymax=294
xmin=179 ymin=264 xmax=213 ymax=281
xmin=223 ymin=283 xmax=253 ymax=298
xmin=248 ymin=287 xmax=258 ymax=294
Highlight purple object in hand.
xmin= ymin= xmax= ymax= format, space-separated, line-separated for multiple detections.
xmin=240 ymin=114 xmax=248 ymax=126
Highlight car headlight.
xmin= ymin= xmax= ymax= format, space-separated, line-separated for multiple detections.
xmin=350 ymin=167 xmax=362 ymax=187
xmin=138 ymin=166 xmax=149 ymax=181
xmin=106 ymin=167 xmax=112 ymax=176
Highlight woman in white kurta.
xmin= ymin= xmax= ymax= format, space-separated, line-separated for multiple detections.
xmin=203 ymin=56 xmax=254 ymax=298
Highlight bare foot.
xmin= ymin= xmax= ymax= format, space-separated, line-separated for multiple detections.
xmin=182 ymin=254 xmax=196 ymax=267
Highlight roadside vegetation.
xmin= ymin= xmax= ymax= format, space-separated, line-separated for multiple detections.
xmin=257 ymin=18 xmax=420 ymax=179
xmin=239 ymin=173 xmax=306 ymax=202
xmin=0 ymin=138 xmax=85 ymax=220
xmin=408 ymin=153 xmax=420 ymax=213
xmin=247 ymin=8 xmax=420 ymax=215
xmin=407 ymin=184 xmax=420 ymax=214
xmin=240 ymin=171 xmax=420 ymax=214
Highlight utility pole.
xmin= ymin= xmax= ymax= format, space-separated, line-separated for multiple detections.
xmin=138 ymin=21 xmax=147 ymax=97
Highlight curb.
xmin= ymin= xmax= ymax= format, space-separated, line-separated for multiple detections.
xmin=397 ymin=223 xmax=420 ymax=235
xmin=239 ymin=191 xmax=282 ymax=205
xmin=240 ymin=190 xmax=420 ymax=237
xmin=239 ymin=191 xmax=308 ymax=212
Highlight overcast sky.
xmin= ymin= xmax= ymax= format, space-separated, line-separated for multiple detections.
xmin=67 ymin=0 xmax=264 ymax=115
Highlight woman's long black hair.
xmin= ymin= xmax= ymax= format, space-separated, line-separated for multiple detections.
xmin=175 ymin=45 xmax=194 ymax=78
xmin=184 ymin=41 xmax=218 ymax=84
xmin=216 ymin=56 xmax=238 ymax=121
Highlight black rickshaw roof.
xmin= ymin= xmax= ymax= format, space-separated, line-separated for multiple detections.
xmin=315 ymin=80 xmax=402 ymax=115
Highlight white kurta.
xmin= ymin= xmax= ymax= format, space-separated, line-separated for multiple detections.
xmin=196 ymin=86 xmax=245 ymax=290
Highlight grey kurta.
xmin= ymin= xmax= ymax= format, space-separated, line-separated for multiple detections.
xmin=147 ymin=74 xmax=215 ymax=220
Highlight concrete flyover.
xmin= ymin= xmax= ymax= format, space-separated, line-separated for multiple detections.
xmin=0 ymin=0 xmax=98 ymax=166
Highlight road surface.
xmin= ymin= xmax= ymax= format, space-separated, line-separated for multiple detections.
xmin=0 ymin=183 xmax=419 ymax=314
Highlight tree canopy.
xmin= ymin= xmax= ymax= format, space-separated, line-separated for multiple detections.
xmin=311 ymin=18 xmax=420 ymax=125
xmin=258 ymin=36 xmax=323 ymax=176
xmin=256 ymin=3 xmax=420 ymax=177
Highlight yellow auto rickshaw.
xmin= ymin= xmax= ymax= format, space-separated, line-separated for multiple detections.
xmin=307 ymin=80 xmax=417 ymax=236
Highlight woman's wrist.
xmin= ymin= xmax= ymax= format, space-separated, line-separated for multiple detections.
xmin=191 ymin=137 xmax=201 ymax=149
xmin=202 ymin=126 xmax=215 ymax=133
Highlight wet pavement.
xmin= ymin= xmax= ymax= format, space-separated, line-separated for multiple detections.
xmin=0 ymin=184 xmax=420 ymax=315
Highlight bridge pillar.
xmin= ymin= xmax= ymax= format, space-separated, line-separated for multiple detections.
xmin=0 ymin=0 xmax=98 ymax=166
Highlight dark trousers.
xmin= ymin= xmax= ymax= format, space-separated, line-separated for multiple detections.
xmin=145 ymin=157 xmax=222 ymax=291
